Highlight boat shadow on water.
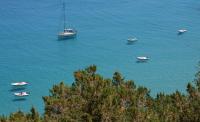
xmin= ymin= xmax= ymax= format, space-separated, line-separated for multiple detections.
xmin=12 ymin=98 xmax=27 ymax=102
xmin=126 ymin=42 xmax=136 ymax=45
xmin=57 ymin=37 xmax=77 ymax=41
xmin=9 ymin=87 xmax=26 ymax=92
xmin=177 ymin=32 xmax=184 ymax=36
xmin=136 ymin=60 xmax=149 ymax=63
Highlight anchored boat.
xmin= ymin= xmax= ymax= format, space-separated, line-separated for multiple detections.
xmin=136 ymin=56 xmax=150 ymax=62
xmin=58 ymin=2 xmax=77 ymax=40
xmin=11 ymin=82 xmax=28 ymax=86
xmin=14 ymin=92 xmax=29 ymax=97
xmin=178 ymin=29 xmax=187 ymax=35
xmin=127 ymin=37 xmax=137 ymax=42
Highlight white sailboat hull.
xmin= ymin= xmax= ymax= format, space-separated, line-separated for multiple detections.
xmin=58 ymin=32 xmax=76 ymax=39
xmin=58 ymin=2 xmax=77 ymax=40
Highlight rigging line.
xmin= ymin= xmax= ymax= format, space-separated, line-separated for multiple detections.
xmin=63 ymin=1 xmax=66 ymax=29
xmin=57 ymin=0 xmax=65 ymax=33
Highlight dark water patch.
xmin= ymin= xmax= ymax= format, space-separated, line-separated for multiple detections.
xmin=126 ymin=42 xmax=137 ymax=45
xmin=136 ymin=60 xmax=149 ymax=63
xmin=177 ymin=32 xmax=186 ymax=36
xmin=12 ymin=98 xmax=27 ymax=102
xmin=10 ymin=87 xmax=26 ymax=92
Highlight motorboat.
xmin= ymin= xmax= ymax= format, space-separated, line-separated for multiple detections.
xmin=178 ymin=29 xmax=187 ymax=33
xmin=14 ymin=92 xmax=29 ymax=97
xmin=178 ymin=29 xmax=187 ymax=34
xmin=11 ymin=82 xmax=28 ymax=86
xmin=127 ymin=37 xmax=138 ymax=43
xmin=137 ymin=56 xmax=150 ymax=61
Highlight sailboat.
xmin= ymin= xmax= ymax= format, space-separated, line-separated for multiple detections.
xmin=58 ymin=2 xmax=77 ymax=40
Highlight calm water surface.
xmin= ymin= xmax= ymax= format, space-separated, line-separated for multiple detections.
xmin=0 ymin=0 xmax=200 ymax=114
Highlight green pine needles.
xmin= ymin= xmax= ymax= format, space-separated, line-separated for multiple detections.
xmin=1 ymin=64 xmax=200 ymax=122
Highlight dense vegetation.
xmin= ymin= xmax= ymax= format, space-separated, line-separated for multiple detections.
xmin=1 ymin=65 xmax=200 ymax=122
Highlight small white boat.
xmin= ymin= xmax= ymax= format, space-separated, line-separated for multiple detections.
xmin=178 ymin=29 xmax=187 ymax=34
xmin=14 ymin=92 xmax=29 ymax=97
xmin=127 ymin=37 xmax=138 ymax=43
xmin=58 ymin=28 xmax=77 ymax=39
xmin=11 ymin=82 xmax=28 ymax=86
xmin=137 ymin=56 xmax=150 ymax=61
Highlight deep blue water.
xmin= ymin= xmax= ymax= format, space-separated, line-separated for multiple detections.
xmin=0 ymin=0 xmax=200 ymax=114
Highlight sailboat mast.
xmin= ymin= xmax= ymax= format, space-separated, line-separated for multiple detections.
xmin=63 ymin=2 xmax=66 ymax=29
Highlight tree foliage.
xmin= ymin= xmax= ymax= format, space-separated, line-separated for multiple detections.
xmin=1 ymin=65 xmax=200 ymax=122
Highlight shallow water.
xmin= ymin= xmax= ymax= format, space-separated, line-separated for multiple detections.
xmin=0 ymin=0 xmax=200 ymax=114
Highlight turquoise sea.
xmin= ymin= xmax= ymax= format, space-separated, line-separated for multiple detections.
xmin=0 ymin=0 xmax=200 ymax=114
